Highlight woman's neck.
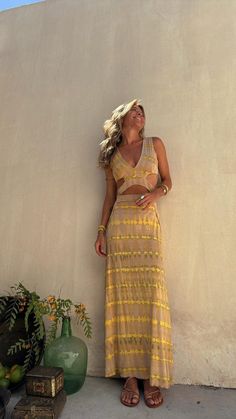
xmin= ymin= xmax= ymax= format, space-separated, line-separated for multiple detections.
xmin=121 ymin=130 xmax=142 ymax=146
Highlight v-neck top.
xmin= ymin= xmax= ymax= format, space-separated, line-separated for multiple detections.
xmin=110 ymin=137 xmax=159 ymax=195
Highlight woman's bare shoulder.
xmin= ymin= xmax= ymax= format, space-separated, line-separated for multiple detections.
xmin=152 ymin=136 xmax=167 ymax=154
xmin=152 ymin=136 xmax=165 ymax=147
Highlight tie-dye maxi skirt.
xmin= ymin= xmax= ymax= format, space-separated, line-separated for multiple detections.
xmin=104 ymin=193 xmax=174 ymax=388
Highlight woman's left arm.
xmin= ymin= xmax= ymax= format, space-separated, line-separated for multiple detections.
xmin=153 ymin=136 xmax=172 ymax=197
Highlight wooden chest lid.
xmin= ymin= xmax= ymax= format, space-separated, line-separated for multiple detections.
xmin=26 ymin=366 xmax=64 ymax=379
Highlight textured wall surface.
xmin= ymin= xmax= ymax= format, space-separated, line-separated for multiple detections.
xmin=0 ymin=0 xmax=235 ymax=387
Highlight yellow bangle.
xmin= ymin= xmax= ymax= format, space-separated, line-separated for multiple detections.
xmin=98 ymin=224 xmax=106 ymax=232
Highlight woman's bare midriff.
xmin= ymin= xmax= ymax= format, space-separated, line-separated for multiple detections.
xmin=116 ymin=173 xmax=158 ymax=195
xmin=119 ymin=185 xmax=150 ymax=195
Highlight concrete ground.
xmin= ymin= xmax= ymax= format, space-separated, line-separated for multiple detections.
xmin=6 ymin=376 xmax=236 ymax=419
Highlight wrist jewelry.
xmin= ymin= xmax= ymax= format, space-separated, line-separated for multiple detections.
xmin=98 ymin=224 xmax=106 ymax=233
xmin=160 ymin=183 xmax=169 ymax=195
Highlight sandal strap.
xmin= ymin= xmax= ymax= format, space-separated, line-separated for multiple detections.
xmin=122 ymin=388 xmax=139 ymax=396
xmin=122 ymin=384 xmax=140 ymax=396
xmin=124 ymin=377 xmax=138 ymax=389
xmin=145 ymin=392 xmax=162 ymax=398
xmin=122 ymin=377 xmax=140 ymax=399
xmin=144 ymin=388 xmax=161 ymax=394
xmin=144 ymin=387 xmax=162 ymax=397
xmin=121 ymin=389 xmax=140 ymax=403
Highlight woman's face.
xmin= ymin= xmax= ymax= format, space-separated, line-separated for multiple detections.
xmin=121 ymin=105 xmax=145 ymax=131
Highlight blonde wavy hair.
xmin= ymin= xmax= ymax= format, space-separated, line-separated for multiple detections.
xmin=98 ymin=98 xmax=145 ymax=168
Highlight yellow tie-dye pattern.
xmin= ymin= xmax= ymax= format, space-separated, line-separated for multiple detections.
xmin=105 ymin=316 xmax=171 ymax=329
xmin=105 ymin=300 xmax=170 ymax=310
xmin=105 ymin=334 xmax=173 ymax=346
xmin=104 ymin=138 xmax=174 ymax=388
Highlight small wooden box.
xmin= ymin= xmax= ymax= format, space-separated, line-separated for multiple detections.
xmin=11 ymin=389 xmax=66 ymax=419
xmin=26 ymin=366 xmax=64 ymax=398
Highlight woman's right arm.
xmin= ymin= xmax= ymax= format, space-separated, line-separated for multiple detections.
xmin=94 ymin=166 xmax=117 ymax=257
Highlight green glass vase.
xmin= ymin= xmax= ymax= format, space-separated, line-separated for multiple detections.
xmin=43 ymin=316 xmax=88 ymax=395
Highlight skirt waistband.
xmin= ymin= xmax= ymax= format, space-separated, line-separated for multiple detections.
xmin=115 ymin=193 xmax=143 ymax=202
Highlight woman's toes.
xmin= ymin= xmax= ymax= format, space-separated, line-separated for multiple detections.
xmin=154 ymin=392 xmax=162 ymax=405
xmin=128 ymin=394 xmax=133 ymax=404
xmin=125 ymin=396 xmax=129 ymax=404
xmin=131 ymin=395 xmax=139 ymax=404
xmin=122 ymin=392 xmax=127 ymax=403
xmin=124 ymin=391 xmax=133 ymax=404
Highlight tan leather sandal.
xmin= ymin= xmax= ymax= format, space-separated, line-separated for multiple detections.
xmin=120 ymin=377 xmax=140 ymax=407
xmin=144 ymin=385 xmax=163 ymax=408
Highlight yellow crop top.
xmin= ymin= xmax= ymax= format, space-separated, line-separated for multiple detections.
xmin=110 ymin=137 xmax=159 ymax=195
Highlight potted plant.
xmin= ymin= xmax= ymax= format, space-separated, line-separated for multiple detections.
xmin=0 ymin=282 xmax=92 ymax=391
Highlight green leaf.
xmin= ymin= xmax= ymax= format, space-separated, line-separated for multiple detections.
xmin=8 ymin=300 xmax=20 ymax=331
xmin=24 ymin=302 xmax=34 ymax=331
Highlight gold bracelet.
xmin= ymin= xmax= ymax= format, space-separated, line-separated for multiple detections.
xmin=98 ymin=224 xmax=106 ymax=232
xmin=163 ymin=183 xmax=169 ymax=193
xmin=160 ymin=184 xmax=168 ymax=194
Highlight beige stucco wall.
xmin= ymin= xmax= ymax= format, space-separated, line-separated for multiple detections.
xmin=0 ymin=0 xmax=235 ymax=387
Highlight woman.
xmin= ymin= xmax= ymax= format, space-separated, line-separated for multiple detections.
xmin=95 ymin=99 xmax=174 ymax=408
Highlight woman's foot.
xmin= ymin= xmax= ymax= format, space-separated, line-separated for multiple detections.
xmin=120 ymin=376 xmax=140 ymax=407
xmin=143 ymin=379 xmax=163 ymax=408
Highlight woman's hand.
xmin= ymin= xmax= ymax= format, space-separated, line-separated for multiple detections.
xmin=95 ymin=231 xmax=107 ymax=257
xmin=135 ymin=189 xmax=161 ymax=210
